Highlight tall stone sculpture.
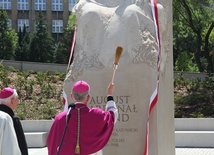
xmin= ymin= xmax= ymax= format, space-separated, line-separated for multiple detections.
xmin=63 ymin=0 xmax=174 ymax=155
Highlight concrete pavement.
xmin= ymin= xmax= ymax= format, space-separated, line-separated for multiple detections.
xmin=28 ymin=147 xmax=214 ymax=155
xmin=28 ymin=147 xmax=47 ymax=155
xmin=176 ymin=148 xmax=214 ymax=155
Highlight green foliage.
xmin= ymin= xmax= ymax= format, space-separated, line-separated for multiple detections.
xmin=15 ymin=25 xmax=31 ymax=61
xmin=55 ymin=29 xmax=74 ymax=64
xmin=0 ymin=64 xmax=10 ymax=87
xmin=55 ymin=13 xmax=76 ymax=64
xmin=0 ymin=10 xmax=76 ymax=64
xmin=0 ymin=65 xmax=66 ymax=120
xmin=29 ymin=12 xmax=55 ymax=63
xmin=175 ymin=52 xmax=199 ymax=72
xmin=0 ymin=10 xmax=74 ymax=64
xmin=17 ymin=101 xmax=58 ymax=120
xmin=67 ymin=13 xmax=76 ymax=30
xmin=174 ymin=73 xmax=214 ymax=118
xmin=55 ymin=42 xmax=69 ymax=64
xmin=0 ymin=9 xmax=18 ymax=60
xmin=173 ymin=0 xmax=214 ymax=72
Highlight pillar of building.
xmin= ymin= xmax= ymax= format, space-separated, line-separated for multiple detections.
xmin=11 ymin=0 xmax=17 ymax=31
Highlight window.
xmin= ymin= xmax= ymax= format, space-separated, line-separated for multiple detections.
xmin=52 ymin=20 xmax=63 ymax=33
xmin=52 ymin=0 xmax=63 ymax=11
xmin=35 ymin=0 xmax=46 ymax=10
xmin=18 ymin=0 xmax=29 ymax=10
xmin=18 ymin=19 xmax=29 ymax=31
xmin=0 ymin=0 xmax=11 ymax=10
xmin=69 ymin=0 xmax=77 ymax=10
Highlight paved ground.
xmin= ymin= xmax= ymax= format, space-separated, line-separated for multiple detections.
xmin=29 ymin=147 xmax=214 ymax=155
xmin=29 ymin=147 xmax=47 ymax=155
xmin=176 ymin=148 xmax=214 ymax=155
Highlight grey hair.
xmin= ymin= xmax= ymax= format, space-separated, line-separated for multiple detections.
xmin=72 ymin=91 xmax=89 ymax=101
xmin=0 ymin=89 xmax=18 ymax=104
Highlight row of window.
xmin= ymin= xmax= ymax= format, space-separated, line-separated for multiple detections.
xmin=8 ymin=19 xmax=63 ymax=33
xmin=0 ymin=0 xmax=76 ymax=11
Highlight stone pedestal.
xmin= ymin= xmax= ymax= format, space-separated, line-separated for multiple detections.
xmin=64 ymin=0 xmax=174 ymax=155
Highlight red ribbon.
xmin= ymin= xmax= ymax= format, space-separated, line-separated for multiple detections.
xmin=67 ymin=27 xmax=77 ymax=72
xmin=143 ymin=0 xmax=161 ymax=155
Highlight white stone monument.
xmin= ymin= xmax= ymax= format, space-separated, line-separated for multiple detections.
xmin=63 ymin=0 xmax=174 ymax=154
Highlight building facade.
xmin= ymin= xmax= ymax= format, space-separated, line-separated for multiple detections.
xmin=0 ymin=0 xmax=76 ymax=40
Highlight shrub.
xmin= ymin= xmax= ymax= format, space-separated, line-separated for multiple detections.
xmin=174 ymin=73 xmax=214 ymax=118
xmin=0 ymin=65 xmax=65 ymax=120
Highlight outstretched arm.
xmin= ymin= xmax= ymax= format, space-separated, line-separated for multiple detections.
xmin=105 ymin=83 xmax=118 ymax=124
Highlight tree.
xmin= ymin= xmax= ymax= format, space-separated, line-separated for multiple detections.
xmin=29 ymin=12 xmax=55 ymax=63
xmin=15 ymin=25 xmax=31 ymax=61
xmin=174 ymin=52 xmax=199 ymax=72
xmin=54 ymin=13 xmax=76 ymax=64
xmin=0 ymin=8 xmax=18 ymax=60
xmin=173 ymin=0 xmax=214 ymax=73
